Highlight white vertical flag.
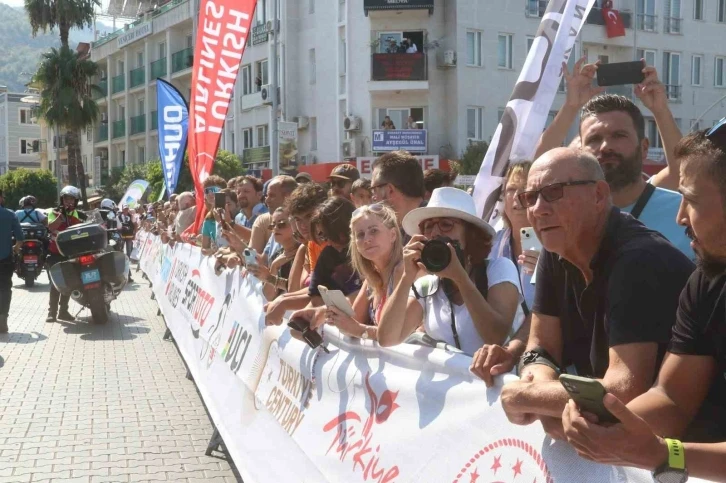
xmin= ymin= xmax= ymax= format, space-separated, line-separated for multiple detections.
xmin=473 ymin=0 xmax=597 ymax=224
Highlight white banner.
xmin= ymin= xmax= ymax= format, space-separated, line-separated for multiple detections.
xmin=473 ymin=0 xmax=596 ymax=224
xmin=135 ymin=233 xmax=711 ymax=483
xmin=356 ymin=156 xmax=439 ymax=179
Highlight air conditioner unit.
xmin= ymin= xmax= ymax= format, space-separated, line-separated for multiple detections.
xmin=443 ymin=50 xmax=457 ymax=66
xmin=261 ymin=84 xmax=274 ymax=105
xmin=343 ymin=116 xmax=361 ymax=131
xmin=296 ymin=116 xmax=309 ymax=130
xmin=342 ymin=139 xmax=356 ymax=158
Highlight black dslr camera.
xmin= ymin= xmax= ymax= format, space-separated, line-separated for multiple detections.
xmin=419 ymin=236 xmax=465 ymax=273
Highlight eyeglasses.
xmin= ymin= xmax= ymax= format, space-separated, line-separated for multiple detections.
xmin=352 ymin=203 xmax=385 ymax=217
xmin=330 ymin=179 xmax=349 ymax=188
xmin=706 ymin=117 xmax=726 ymax=150
xmin=517 ymin=180 xmax=597 ymax=208
xmin=420 ymin=218 xmax=460 ymax=234
xmin=268 ymin=220 xmax=290 ymax=230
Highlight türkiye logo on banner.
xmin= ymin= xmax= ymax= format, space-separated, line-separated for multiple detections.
xmin=451 ymin=438 xmax=553 ymax=483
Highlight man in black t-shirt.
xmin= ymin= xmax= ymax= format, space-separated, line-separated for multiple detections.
xmin=561 ymin=129 xmax=726 ymax=482
xmin=500 ymin=148 xmax=694 ymax=440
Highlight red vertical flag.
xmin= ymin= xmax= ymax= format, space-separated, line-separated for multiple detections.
xmin=187 ymin=0 xmax=258 ymax=233
xmin=601 ymin=0 xmax=626 ymax=38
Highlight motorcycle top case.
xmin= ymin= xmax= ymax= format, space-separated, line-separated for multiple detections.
xmin=56 ymin=223 xmax=108 ymax=258
xmin=20 ymin=223 xmax=48 ymax=240
xmin=49 ymin=251 xmax=129 ymax=295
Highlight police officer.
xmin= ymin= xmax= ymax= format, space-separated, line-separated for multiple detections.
xmin=0 ymin=189 xmax=23 ymax=333
xmin=46 ymin=186 xmax=84 ymax=323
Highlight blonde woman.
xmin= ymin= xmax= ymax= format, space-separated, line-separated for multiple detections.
xmin=290 ymin=203 xmax=404 ymax=340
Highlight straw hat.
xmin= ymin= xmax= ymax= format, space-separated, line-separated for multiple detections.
xmin=402 ymin=187 xmax=495 ymax=237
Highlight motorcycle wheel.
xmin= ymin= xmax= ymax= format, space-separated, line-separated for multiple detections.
xmin=89 ymin=288 xmax=109 ymax=325
xmin=24 ymin=274 xmax=34 ymax=288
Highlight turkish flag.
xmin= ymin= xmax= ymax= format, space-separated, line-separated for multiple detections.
xmin=602 ymin=0 xmax=626 ymax=38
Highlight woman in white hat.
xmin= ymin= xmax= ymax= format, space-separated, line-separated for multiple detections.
xmin=377 ymin=187 xmax=524 ymax=356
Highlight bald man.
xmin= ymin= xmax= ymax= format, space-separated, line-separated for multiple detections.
xmin=480 ymin=148 xmax=694 ymax=440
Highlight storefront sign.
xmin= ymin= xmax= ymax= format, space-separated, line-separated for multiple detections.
xmin=372 ymin=129 xmax=427 ymax=152
xmin=356 ymin=155 xmax=438 ymax=178
xmin=117 ymin=22 xmax=153 ymax=48
xmin=371 ymin=53 xmax=426 ymax=81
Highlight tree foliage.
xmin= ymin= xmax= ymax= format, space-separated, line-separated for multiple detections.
xmin=24 ymin=0 xmax=99 ymax=47
xmin=458 ymin=141 xmax=489 ymax=175
xmin=0 ymin=168 xmax=58 ymax=209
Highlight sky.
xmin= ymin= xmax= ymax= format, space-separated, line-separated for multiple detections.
xmin=2 ymin=0 xmax=119 ymax=28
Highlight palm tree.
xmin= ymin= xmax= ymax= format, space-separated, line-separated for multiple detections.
xmin=34 ymin=46 xmax=101 ymax=206
xmin=25 ymin=0 xmax=100 ymax=206
xmin=24 ymin=0 xmax=99 ymax=49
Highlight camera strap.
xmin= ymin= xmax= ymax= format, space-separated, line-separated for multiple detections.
xmin=630 ymin=183 xmax=655 ymax=220
xmin=448 ymin=299 xmax=462 ymax=350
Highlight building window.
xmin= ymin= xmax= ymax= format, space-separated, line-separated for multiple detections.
xmin=637 ymin=48 xmax=656 ymax=69
xmin=376 ymin=107 xmax=425 ymax=131
xmin=466 ymin=30 xmax=483 ymax=67
xmin=159 ymin=42 xmax=166 ymax=59
xmin=636 ymin=0 xmax=657 ymax=31
xmin=720 ymin=0 xmax=726 ymax=22
xmin=255 ymin=0 xmax=267 ymax=24
xmin=310 ymin=117 xmax=317 ymax=151
xmin=664 ymin=0 xmax=682 ymax=34
xmin=646 ymin=118 xmax=663 ymax=148
xmin=19 ymin=138 xmax=38 ymax=155
xmin=87 ymin=127 xmax=91 ymax=142
xmin=467 ymin=107 xmax=484 ymax=140
xmin=309 ymin=49 xmax=316 ymax=85
xmin=242 ymin=128 xmax=253 ymax=149
xmin=138 ymin=146 xmax=145 ymax=164
xmin=241 ymin=64 xmax=252 ymax=95
xmin=692 ymin=55 xmax=703 ymax=86
xmin=526 ymin=36 xmax=535 ymax=54
xmin=254 ymin=60 xmax=268 ymax=91
xmin=186 ymin=35 xmax=193 ymax=49
xmin=694 ymin=0 xmax=704 ymax=19
xmin=662 ymin=52 xmax=681 ymax=100
xmin=256 ymin=125 xmax=269 ymax=146
xmin=498 ymin=34 xmax=513 ymax=69
xmin=19 ymin=108 xmax=35 ymax=125
xmin=137 ymin=51 xmax=144 ymax=68
xmin=716 ymin=57 xmax=726 ymax=87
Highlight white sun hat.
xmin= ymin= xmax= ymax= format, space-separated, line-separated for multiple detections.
xmin=402 ymin=187 xmax=496 ymax=237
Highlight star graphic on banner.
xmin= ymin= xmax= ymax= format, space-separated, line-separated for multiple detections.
xmin=469 ymin=468 xmax=480 ymax=483
xmin=512 ymin=458 xmax=523 ymax=478
xmin=490 ymin=455 xmax=502 ymax=474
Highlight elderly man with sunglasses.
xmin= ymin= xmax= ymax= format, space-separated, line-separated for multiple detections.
xmin=497 ymin=147 xmax=694 ymax=442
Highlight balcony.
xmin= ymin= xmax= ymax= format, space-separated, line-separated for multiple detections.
xmin=151 ymin=58 xmax=167 ymax=79
xmin=636 ymin=13 xmax=658 ymax=32
xmin=241 ymin=91 xmax=263 ymax=110
xmin=112 ymin=74 xmax=125 ymax=94
xmin=171 ymin=47 xmax=193 ymax=73
xmin=665 ymin=85 xmax=682 ymax=102
xmin=94 ymin=79 xmax=108 ymax=100
xmin=129 ymin=67 xmax=145 ymax=88
xmin=130 ymin=114 xmax=146 ymax=135
xmin=370 ymin=53 xmax=428 ymax=92
xmin=151 ymin=110 xmax=158 ymax=130
xmin=97 ymin=124 xmax=109 ymax=142
xmin=525 ymin=0 xmax=546 ymax=17
xmin=664 ymin=17 xmax=682 ymax=34
xmin=112 ymin=119 xmax=126 ymax=139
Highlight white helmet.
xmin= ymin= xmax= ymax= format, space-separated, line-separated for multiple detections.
xmin=60 ymin=186 xmax=81 ymax=200
xmin=100 ymin=198 xmax=117 ymax=211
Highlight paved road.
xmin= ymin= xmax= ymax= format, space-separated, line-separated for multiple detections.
xmin=0 ymin=267 xmax=240 ymax=483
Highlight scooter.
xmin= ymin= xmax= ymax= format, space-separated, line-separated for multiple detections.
xmin=48 ymin=210 xmax=129 ymax=324
xmin=14 ymin=223 xmax=48 ymax=287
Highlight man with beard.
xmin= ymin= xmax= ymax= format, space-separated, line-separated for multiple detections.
xmin=232 ymin=176 xmax=267 ymax=247
xmin=327 ymin=163 xmax=360 ymax=200
xmin=536 ymin=60 xmax=693 ymax=258
xmin=561 ymin=126 xmax=726 ymax=482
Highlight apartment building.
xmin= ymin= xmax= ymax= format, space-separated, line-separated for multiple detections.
xmin=83 ymin=0 xmax=726 ymax=186
xmin=0 ymin=88 xmax=42 ymax=174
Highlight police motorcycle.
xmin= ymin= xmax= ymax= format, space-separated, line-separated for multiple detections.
xmin=13 ymin=196 xmax=49 ymax=287
xmin=48 ymin=209 xmax=129 ymax=324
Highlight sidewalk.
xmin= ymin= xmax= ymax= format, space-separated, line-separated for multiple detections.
xmin=0 ymin=269 xmax=240 ymax=483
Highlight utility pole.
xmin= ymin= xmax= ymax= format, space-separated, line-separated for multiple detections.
xmin=270 ymin=0 xmax=280 ymax=177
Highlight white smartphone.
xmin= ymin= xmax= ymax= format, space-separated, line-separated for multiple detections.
xmin=319 ymin=285 xmax=355 ymax=317
xmin=243 ymin=248 xmax=258 ymax=267
xmin=520 ymin=227 xmax=543 ymax=253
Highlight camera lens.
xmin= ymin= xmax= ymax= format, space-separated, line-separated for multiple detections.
xmin=420 ymin=238 xmax=452 ymax=273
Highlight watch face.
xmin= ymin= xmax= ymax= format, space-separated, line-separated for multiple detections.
xmin=654 ymin=469 xmax=687 ymax=483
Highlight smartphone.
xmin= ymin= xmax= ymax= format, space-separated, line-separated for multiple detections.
xmin=520 ymin=227 xmax=543 ymax=253
xmin=287 ymin=317 xmax=329 ymax=353
xmin=214 ymin=192 xmax=226 ymax=209
xmin=319 ymin=285 xmax=355 ymax=317
xmin=596 ymin=61 xmax=645 ymax=87
xmin=243 ymin=248 xmax=258 ymax=267
xmin=559 ymin=374 xmax=619 ymax=424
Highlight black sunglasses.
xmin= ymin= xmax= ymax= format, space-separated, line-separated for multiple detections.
xmin=707 ymin=117 xmax=726 ymax=149
xmin=517 ymin=180 xmax=597 ymax=208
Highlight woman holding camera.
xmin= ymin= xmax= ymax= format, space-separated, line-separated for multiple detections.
xmin=377 ymin=187 xmax=523 ymax=356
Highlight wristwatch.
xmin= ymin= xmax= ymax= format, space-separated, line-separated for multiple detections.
xmin=653 ymin=439 xmax=688 ymax=483
xmin=517 ymin=346 xmax=561 ymax=375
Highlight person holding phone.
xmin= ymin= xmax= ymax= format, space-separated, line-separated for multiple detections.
xmin=200 ymin=176 xmax=228 ymax=254
xmin=560 ymin=128 xmax=726 ymax=482
xmin=499 ymin=148 xmax=694 ymax=441
xmin=376 ymin=188 xmax=522 ymax=356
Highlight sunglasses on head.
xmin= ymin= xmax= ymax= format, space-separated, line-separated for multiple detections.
xmin=517 ymin=180 xmax=597 ymax=208
xmin=420 ymin=218 xmax=460 ymax=234
xmin=268 ymin=220 xmax=289 ymax=230
xmin=352 ymin=203 xmax=385 ymax=217
xmin=707 ymin=117 xmax=726 ymax=150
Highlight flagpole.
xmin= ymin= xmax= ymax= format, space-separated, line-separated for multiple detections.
xmin=270 ymin=0 xmax=280 ymax=177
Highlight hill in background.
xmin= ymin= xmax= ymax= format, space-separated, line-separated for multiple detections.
xmin=0 ymin=3 xmax=112 ymax=92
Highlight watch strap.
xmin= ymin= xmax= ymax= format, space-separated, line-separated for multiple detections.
xmin=666 ymin=438 xmax=685 ymax=470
